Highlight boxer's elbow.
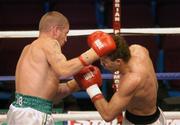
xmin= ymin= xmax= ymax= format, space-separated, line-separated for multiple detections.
xmin=55 ymin=68 xmax=72 ymax=78
xmin=101 ymin=113 xmax=115 ymax=122
xmin=51 ymin=63 xmax=73 ymax=78
xmin=54 ymin=61 xmax=81 ymax=78
xmin=100 ymin=110 xmax=116 ymax=122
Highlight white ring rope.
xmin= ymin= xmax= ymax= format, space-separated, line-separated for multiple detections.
xmin=1 ymin=28 xmax=180 ymax=38
xmin=0 ymin=111 xmax=180 ymax=122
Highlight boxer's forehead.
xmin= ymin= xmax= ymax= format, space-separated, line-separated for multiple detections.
xmin=100 ymin=56 xmax=111 ymax=62
xmin=100 ymin=56 xmax=112 ymax=68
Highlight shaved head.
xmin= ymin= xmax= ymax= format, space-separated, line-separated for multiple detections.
xmin=39 ymin=11 xmax=69 ymax=32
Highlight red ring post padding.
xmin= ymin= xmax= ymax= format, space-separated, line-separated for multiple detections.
xmin=113 ymin=0 xmax=121 ymax=34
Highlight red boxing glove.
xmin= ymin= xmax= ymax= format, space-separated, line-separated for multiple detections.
xmin=87 ymin=31 xmax=116 ymax=57
xmin=74 ymin=65 xmax=102 ymax=89
xmin=74 ymin=65 xmax=104 ymax=102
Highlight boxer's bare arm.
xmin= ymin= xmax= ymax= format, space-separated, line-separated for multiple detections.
xmin=43 ymin=40 xmax=84 ymax=78
xmin=53 ymin=79 xmax=80 ymax=104
xmin=93 ymin=74 xmax=140 ymax=122
xmin=66 ymin=79 xmax=81 ymax=93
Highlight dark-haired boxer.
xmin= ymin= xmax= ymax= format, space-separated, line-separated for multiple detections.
xmin=75 ymin=35 xmax=167 ymax=125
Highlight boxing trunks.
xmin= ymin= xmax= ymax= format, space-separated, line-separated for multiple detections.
xmin=7 ymin=93 xmax=54 ymax=125
xmin=122 ymin=108 xmax=167 ymax=125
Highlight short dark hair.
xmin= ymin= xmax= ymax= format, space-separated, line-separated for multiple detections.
xmin=107 ymin=34 xmax=131 ymax=62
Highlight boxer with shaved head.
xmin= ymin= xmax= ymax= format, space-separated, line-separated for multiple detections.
xmin=7 ymin=11 xmax=116 ymax=125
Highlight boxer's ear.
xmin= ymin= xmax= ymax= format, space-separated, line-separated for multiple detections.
xmin=115 ymin=58 xmax=122 ymax=65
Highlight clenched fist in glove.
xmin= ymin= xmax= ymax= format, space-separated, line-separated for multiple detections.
xmin=87 ymin=31 xmax=116 ymax=56
xmin=79 ymin=31 xmax=116 ymax=66
xmin=74 ymin=65 xmax=104 ymax=102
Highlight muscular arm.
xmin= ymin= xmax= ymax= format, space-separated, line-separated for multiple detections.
xmin=43 ymin=40 xmax=84 ymax=78
xmin=53 ymin=79 xmax=80 ymax=104
xmin=93 ymin=74 xmax=140 ymax=122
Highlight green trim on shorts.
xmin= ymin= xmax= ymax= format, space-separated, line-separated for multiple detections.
xmin=12 ymin=93 xmax=53 ymax=114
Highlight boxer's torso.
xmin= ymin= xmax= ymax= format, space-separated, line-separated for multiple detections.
xmin=126 ymin=45 xmax=158 ymax=115
xmin=16 ymin=38 xmax=61 ymax=101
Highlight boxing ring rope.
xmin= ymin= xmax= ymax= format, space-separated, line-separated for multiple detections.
xmin=1 ymin=27 xmax=180 ymax=38
xmin=102 ymin=73 xmax=180 ymax=80
xmin=1 ymin=73 xmax=180 ymax=81
xmin=0 ymin=111 xmax=180 ymax=122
